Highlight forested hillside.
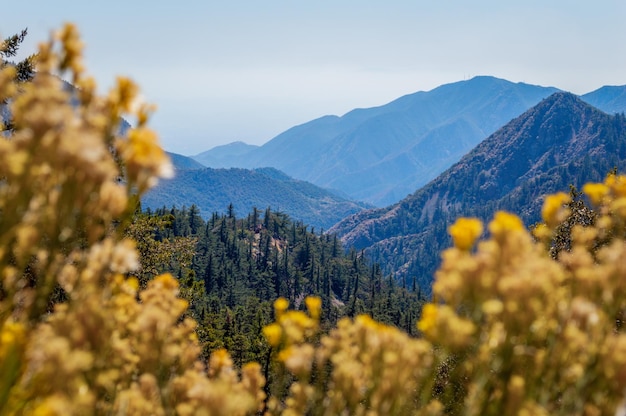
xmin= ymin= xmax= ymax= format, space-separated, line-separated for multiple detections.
xmin=137 ymin=205 xmax=424 ymax=363
xmin=331 ymin=92 xmax=626 ymax=292
xmin=142 ymin=167 xmax=369 ymax=230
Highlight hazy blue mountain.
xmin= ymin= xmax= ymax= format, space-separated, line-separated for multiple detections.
xmin=194 ymin=76 xmax=560 ymax=206
xmin=329 ymin=92 xmax=626 ymax=292
xmin=193 ymin=141 xmax=259 ymax=167
xmin=142 ymin=167 xmax=370 ymax=230
xmin=166 ymin=151 xmax=206 ymax=170
xmin=582 ymin=85 xmax=626 ymax=114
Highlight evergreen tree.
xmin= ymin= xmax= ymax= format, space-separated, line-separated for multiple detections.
xmin=1 ymin=29 xmax=37 ymax=133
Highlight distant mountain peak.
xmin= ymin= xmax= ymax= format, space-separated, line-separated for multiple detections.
xmin=192 ymin=141 xmax=259 ymax=168
xmin=330 ymin=88 xmax=626 ymax=292
xmin=582 ymin=85 xmax=626 ymax=114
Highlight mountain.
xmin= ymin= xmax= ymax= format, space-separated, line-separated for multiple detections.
xmin=166 ymin=151 xmax=206 ymax=170
xmin=329 ymin=92 xmax=626 ymax=292
xmin=581 ymin=85 xmax=626 ymax=114
xmin=193 ymin=141 xmax=259 ymax=167
xmin=193 ymin=76 xmax=560 ymax=206
xmin=142 ymin=167 xmax=370 ymax=230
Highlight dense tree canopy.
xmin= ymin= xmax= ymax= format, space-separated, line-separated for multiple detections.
xmin=142 ymin=204 xmax=424 ymax=363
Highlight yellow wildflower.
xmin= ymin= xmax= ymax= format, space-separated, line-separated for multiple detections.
xmin=282 ymin=311 xmax=315 ymax=344
xmin=0 ymin=320 xmax=26 ymax=360
xmin=280 ymin=344 xmax=315 ymax=377
xmin=126 ymin=276 xmax=139 ymax=292
xmin=583 ymin=182 xmax=610 ymax=206
xmin=112 ymin=76 xmax=139 ymax=113
xmin=541 ymin=192 xmax=570 ymax=226
xmin=119 ymin=127 xmax=173 ymax=191
xmin=482 ymin=299 xmax=504 ymax=316
xmin=305 ymin=296 xmax=322 ymax=320
xmin=152 ymin=273 xmax=178 ymax=291
xmin=611 ymin=197 xmax=626 ymax=218
xmin=263 ymin=323 xmax=283 ymax=347
xmin=448 ymin=217 xmax=483 ymax=250
xmin=57 ymin=23 xmax=84 ymax=76
xmin=274 ymin=297 xmax=289 ymax=318
xmin=417 ymin=303 xmax=438 ymax=334
xmin=532 ymin=223 xmax=551 ymax=240
xmin=607 ymin=174 xmax=626 ymax=197
xmin=489 ymin=211 xmax=524 ymax=236
xmin=208 ymin=348 xmax=234 ymax=379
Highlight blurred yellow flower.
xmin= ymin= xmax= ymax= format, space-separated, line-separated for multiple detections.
xmin=448 ymin=217 xmax=483 ymax=250
xmin=606 ymin=174 xmax=626 ymax=197
xmin=305 ymin=296 xmax=322 ymax=320
xmin=489 ymin=211 xmax=524 ymax=236
xmin=583 ymin=182 xmax=609 ymax=205
xmin=0 ymin=320 xmax=26 ymax=359
xmin=274 ymin=297 xmax=289 ymax=318
xmin=417 ymin=303 xmax=438 ymax=334
xmin=541 ymin=192 xmax=570 ymax=226
xmin=263 ymin=323 xmax=282 ymax=347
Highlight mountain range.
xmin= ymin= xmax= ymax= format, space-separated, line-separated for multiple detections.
xmin=192 ymin=77 xmax=626 ymax=208
xmin=329 ymin=91 xmax=626 ymax=292
xmin=149 ymin=77 xmax=626 ymax=292
xmin=193 ymin=76 xmax=566 ymax=206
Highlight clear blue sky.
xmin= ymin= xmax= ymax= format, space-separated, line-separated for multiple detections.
xmin=6 ymin=1 xmax=626 ymax=155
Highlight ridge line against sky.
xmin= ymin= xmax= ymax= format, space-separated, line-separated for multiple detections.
xmin=7 ymin=1 xmax=626 ymax=155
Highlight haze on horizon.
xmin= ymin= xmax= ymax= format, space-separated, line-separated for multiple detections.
xmin=7 ymin=1 xmax=626 ymax=155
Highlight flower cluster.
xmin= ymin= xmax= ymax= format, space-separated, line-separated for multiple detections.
xmin=263 ymin=298 xmax=437 ymax=415
xmin=0 ymin=25 xmax=262 ymax=415
xmin=419 ymin=175 xmax=626 ymax=414
xmin=261 ymin=174 xmax=626 ymax=415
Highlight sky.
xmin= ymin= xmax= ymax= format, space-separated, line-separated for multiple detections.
xmin=6 ymin=1 xmax=626 ymax=155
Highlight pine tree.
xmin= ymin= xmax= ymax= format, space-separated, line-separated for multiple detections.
xmin=1 ymin=29 xmax=37 ymax=133
xmin=1 ymin=29 xmax=36 ymax=82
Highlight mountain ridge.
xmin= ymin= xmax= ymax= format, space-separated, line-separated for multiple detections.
xmin=329 ymin=91 xmax=626 ymax=291
xmin=191 ymin=77 xmax=626 ymax=208
xmin=581 ymin=85 xmax=626 ymax=115
xmin=192 ymin=76 xmax=561 ymax=206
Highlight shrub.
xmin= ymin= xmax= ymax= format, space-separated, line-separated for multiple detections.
xmin=0 ymin=25 xmax=263 ymax=415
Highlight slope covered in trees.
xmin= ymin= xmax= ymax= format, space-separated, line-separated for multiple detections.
xmin=140 ymin=204 xmax=424 ymax=363
xmin=330 ymin=92 xmax=626 ymax=292
xmin=142 ymin=167 xmax=370 ymax=230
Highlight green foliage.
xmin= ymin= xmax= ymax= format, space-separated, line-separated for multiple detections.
xmin=125 ymin=209 xmax=197 ymax=288
xmin=0 ymin=29 xmax=36 ymax=83
xmin=1 ymin=29 xmax=37 ymax=134
xmin=143 ymin=204 xmax=425 ymax=363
